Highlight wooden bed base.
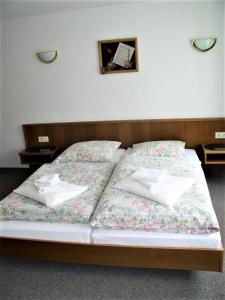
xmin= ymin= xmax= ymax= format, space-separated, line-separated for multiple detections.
xmin=0 ymin=238 xmax=223 ymax=272
xmin=1 ymin=118 xmax=225 ymax=272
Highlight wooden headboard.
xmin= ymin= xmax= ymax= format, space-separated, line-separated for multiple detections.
xmin=23 ymin=118 xmax=225 ymax=150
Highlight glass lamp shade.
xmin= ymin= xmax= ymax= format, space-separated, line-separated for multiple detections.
xmin=37 ymin=50 xmax=58 ymax=63
xmin=192 ymin=38 xmax=217 ymax=52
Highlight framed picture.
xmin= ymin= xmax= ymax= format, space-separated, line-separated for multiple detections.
xmin=98 ymin=37 xmax=139 ymax=74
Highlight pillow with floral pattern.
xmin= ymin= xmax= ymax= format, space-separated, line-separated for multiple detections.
xmin=132 ymin=140 xmax=185 ymax=158
xmin=55 ymin=140 xmax=121 ymax=162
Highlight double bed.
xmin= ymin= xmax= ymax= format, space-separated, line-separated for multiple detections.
xmin=0 ymin=118 xmax=224 ymax=272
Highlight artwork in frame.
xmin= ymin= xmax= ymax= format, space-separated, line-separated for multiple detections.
xmin=98 ymin=37 xmax=139 ymax=74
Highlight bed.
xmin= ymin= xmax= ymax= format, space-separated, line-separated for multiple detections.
xmin=0 ymin=118 xmax=224 ymax=272
xmin=91 ymin=149 xmax=221 ymax=250
xmin=0 ymin=142 xmax=125 ymax=241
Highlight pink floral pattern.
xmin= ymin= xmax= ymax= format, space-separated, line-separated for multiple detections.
xmin=55 ymin=140 xmax=121 ymax=163
xmin=0 ymin=161 xmax=115 ymax=223
xmin=91 ymin=152 xmax=220 ymax=234
xmin=132 ymin=140 xmax=185 ymax=158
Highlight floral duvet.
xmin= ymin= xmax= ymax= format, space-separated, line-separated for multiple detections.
xmin=0 ymin=161 xmax=115 ymax=223
xmin=91 ymin=151 xmax=220 ymax=234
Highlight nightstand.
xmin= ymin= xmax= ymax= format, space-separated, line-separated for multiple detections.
xmin=202 ymin=144 xmax=225 ymax=165
xmin=19 ymin=146 xmax=59 ymax=171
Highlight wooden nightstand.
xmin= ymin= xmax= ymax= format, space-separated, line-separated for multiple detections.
xmin=19 ymin=146 xmax=59 ymax=171
xmin=202 ymin=144 xmax=225 ymax=165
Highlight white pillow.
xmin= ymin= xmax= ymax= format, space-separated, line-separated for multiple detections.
xmin=55 ymin=140 xmax=121 ymax=163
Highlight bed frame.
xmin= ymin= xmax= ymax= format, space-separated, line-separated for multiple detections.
xmin=1 ymin=118 xmax=224 ymax=272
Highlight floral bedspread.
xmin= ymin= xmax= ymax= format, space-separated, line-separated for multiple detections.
xmin=0 ymin=161 xmax=115 ymax=223
xmin=91 ymin=151 xmax=220 ymax=234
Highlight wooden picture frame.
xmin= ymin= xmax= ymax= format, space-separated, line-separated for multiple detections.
xmin=98 ymin=37 xmax=139 ymax=74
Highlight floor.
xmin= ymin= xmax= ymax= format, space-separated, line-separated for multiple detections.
xmin=0 ymin=166 xmax=225 ymax=300
xmin=0 ymin=168 xmax=32 ymax=200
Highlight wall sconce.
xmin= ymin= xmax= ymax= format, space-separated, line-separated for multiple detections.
xmin=36 ymin=50 xmax=58 ymax=63
xmin=191 ymin=38 xmax=217 ymax=52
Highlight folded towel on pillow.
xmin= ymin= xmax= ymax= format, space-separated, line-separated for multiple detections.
xmin=14 ymin=176 xmax=88 ymax=208
xmin=115 ymin=174 xmax=194 ymax=207
xmin=131 ymin=167 xmax=167 ymax=188
xmin=34 ymin=173 xmax=63 ymax=193
xmin=35 ymin=174 xmax=60 ymax=186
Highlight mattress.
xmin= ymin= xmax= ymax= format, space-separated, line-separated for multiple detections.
xmin=91 ymin=229 xmax=221 ymax=249
xmin=0 ymin=220 xmax=92 ymax=243
xmin=0 ymin=220 xmax=221 ymax=249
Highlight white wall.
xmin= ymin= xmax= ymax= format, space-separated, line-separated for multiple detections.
xmin=0 ymin=17 xmax=2 ymax=166
xmin=1 ymin=1 xmax=224 ymax=167
xmin=222 ymin=1 xmax=225 ymax=116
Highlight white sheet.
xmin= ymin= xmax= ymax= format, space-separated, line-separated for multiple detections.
xmin=185 ymin=148 xmax=201 ymax=164
xmin=0 ymin=221 xmax=91 ymax=243
xmin=91 ymin=229 xmax=221 ymax=249
xmin=0 ymin=220 xmax=221 ymax=249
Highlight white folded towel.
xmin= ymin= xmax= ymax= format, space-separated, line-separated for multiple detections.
xmin=35 ymin=183 xmax=66 ymax=194
xmin=35 ymin=174 xmax=61 ymax=193
xmin=116 ymin=174 xmax=194 ymax=207
xmin=131 ymin=167 xmax=167 ymax=188
xmin=149 ymin=175 xmax=194 ymax=207
xmin=35 ymin=174 xmax=60 ymax=185
xmin=14 ymin=174 xmax=88 ymax=208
